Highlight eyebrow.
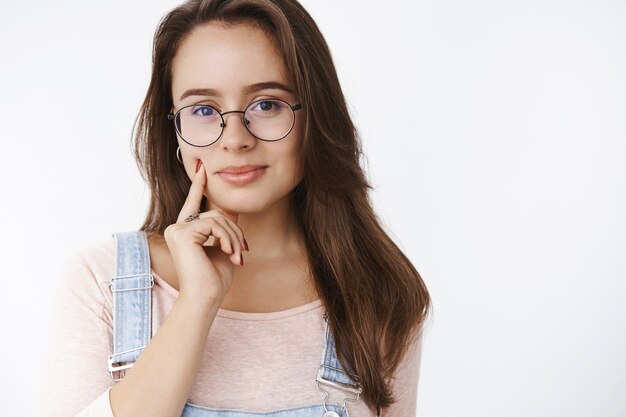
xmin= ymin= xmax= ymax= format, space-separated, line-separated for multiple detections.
xmin=179 ymin=81 xmax=294 ymax=101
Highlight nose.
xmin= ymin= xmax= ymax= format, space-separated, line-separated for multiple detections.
xmin=219 ymin=110 xmax=257 ymax=151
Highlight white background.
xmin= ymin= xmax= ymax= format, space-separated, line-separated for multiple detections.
xmin=1 ymin=1 xmax=624 ymax=416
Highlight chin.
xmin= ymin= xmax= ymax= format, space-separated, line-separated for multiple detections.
xmin=208 ymin=193 xmax=271 ymax=214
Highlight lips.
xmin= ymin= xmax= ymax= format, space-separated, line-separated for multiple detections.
xmin=216 ymin=165 xmax=268 ymax=174
xmin=216 ymin=166 xmax=267 ymax=185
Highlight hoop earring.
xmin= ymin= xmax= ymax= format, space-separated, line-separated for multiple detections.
xmin=176 ymin=146 xmax=184 ymax=164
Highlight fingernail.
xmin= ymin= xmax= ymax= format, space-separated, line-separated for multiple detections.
xmin=240 ymin=253 xmax=244 ymax=266
xmin=243 ymin=238 xmax=249 ymax=251
xmin=195 ymin=160 xmax=202 ymax=173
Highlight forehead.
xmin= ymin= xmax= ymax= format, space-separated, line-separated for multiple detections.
xmin=171 ymin=22 xmax=291 ymax=103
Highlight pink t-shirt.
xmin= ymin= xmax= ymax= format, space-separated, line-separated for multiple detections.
xmin=36 ymin=236 xmax=424 ymax=417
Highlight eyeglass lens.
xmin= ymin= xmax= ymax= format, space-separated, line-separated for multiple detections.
xmin=175 ymin=99 xmax=295 ymax=146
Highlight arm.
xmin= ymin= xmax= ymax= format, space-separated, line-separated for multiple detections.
xmin=109 ymin=295 xmax=219 ymax=417
xmin=110 ymin=161 xmax=243 ymax=417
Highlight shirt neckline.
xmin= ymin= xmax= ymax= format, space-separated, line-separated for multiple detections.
xmin=150 ymin=268 xmax=324 ymax=321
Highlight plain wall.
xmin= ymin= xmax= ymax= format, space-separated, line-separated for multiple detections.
xmin=0 ymin=1 xmax=624 ymax=416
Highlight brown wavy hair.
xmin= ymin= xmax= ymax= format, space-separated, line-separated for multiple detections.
xmin=131 ymin=0 xmax=432 ymax=414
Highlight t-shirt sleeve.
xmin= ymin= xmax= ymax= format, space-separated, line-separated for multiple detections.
xmin=381 ymin=329 xmax=425 ymax=417
xmin=36 ymin=243 xmax=116 ymax=417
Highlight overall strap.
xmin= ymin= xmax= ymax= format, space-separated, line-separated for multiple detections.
xmin=107 ymin=230 xmax=154 ymax=381
xmin=316 ymin=311 xmax=362 ymax=414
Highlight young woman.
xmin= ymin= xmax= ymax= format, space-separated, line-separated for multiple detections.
xmin=38 ymin=1 xmax=431 ymax=416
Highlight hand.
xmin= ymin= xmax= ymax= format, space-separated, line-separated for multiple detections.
xmin=163 ymin=161 xmax=247 ymax=305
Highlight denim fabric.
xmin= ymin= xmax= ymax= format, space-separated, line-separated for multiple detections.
xmin=180 ymin=402 xmax=347 ymax=416
xmin=108 ymin=231 xmax=153 ymax=367
xmin=107 ymin=231 xmax=361 ymax=417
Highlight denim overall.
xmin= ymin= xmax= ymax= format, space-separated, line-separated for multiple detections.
xmin=107 ymin=231 xmax=363 ymax=417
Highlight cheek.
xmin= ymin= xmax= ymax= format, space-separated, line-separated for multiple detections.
xmin=177 ymin=137 xmax=207 ymax=172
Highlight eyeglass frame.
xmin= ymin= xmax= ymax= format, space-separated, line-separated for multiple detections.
xmin=167 ymin=98 xmax=303 ymax=147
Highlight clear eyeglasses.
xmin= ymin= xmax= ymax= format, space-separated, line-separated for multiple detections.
xmin=167 ymin=98 xmax=303 ymax=147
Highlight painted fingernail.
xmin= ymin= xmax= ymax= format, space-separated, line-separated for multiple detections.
xmin=243 ymin=238 xmax=249 ymax=251
xmin=240 ymin=253 xmax=244 ymax=266
xmin=196 ymin=160 xmax=202 ymax=173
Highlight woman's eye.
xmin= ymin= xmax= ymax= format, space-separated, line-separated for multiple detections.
xmin=191 ymin=106 xmax=216 ymax=116
xmin=259 ymin=100 xmax=275 ymax=111
xmin=250 ymin=100 xmax=284 ymax=113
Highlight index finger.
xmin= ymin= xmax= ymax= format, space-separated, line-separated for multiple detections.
xmin=176 ymin=160 xmax=206 ymax=223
